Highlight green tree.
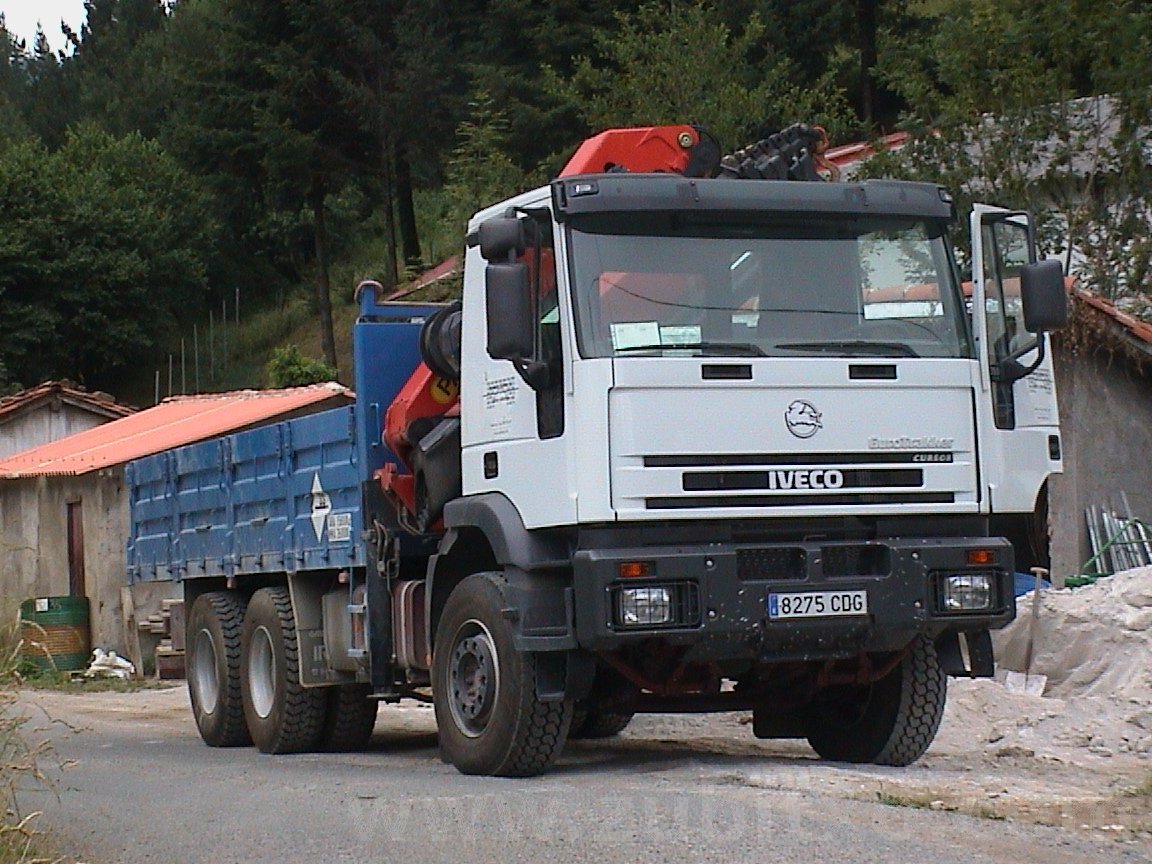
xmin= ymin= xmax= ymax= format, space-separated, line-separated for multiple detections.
xmin=543 ymin=0 xmax=851 ymax=155
xmin=62 ymin=0 xmax=172 ymax=138
xmin=458 ymin=0 xmax=640 ymax=174
xmin=870 ymin=0 xmax=1152 ymax=300
xmin=162 ymin=0 xmax=465 ymax=368
xmin=442 ymin=93 xmax=530 ymax=236
xmin=0 ymin=126 xmax=215 ymax=389
xmin=0 ymin=18 xmax=33 ymax=146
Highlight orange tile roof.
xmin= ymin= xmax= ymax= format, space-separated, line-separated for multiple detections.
xmin=0 ymin=383 xmax=352 ymax=478
xmin=825 ymin=132 xmax=910 ymax=169
xmin=0 ymin=380 xmax=136 ymax=423
xmin=1073 ymin=288 xmax=1152 ymax=351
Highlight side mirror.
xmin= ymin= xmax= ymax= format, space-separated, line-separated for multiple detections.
xmin=486 ymin=262 xmax=534 ymax=360
xmin=479 ymin=216 xmax=527 ymax=263
xmin=1020 ymin=259 xmax=1068 ymax=332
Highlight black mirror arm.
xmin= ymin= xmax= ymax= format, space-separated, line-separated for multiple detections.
xmin=991 ymin=334 xmax=1047 ymax=384
xmin=511 ymin=357 xmax=552 ymax=390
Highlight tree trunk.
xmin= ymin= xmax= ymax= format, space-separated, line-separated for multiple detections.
xmin=310 ymin=176 xmax=339 ymax=374
xmin=380 ymin=134 xmax=399 ymax=289
xmin=856 ymin=0 xmax=879 ymax=129
xmin=394 ymin=146 xmax=422 ymax=269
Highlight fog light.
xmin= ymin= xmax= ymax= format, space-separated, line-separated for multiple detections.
xmin=616 ymin=587 xmax=672 ymax=626
xmin=941 ymin=574 xmax=993 ymax=611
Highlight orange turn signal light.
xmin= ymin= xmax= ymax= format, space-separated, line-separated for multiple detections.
xmin=618 ymin=561 xmax=652 ymax=579
xmin=967 ymin=549 xmax=995 ymax=566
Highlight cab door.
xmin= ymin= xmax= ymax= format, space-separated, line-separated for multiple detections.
xmin=970 ymin=205 xmax=1063 ymax=512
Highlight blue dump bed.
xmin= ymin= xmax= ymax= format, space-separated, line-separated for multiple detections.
xmin=125 ymin=296 xmax=446 ymax=585
xmin=127 ymin=407 xmax=364 ymax=583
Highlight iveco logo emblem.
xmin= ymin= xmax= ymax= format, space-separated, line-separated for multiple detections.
xmin=785 ymin=400 xmax=823 ymax=439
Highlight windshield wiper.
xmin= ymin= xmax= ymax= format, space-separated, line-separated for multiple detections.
xmin=614 ymin=341 xmax=766 ymax=357
xmin=774 ymin=340 xmax=919 ymax=358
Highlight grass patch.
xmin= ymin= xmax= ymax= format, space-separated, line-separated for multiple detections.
xmin=1125 ymin=773 xmax=1152 ymax=798
xmin=1 ymin=604 xmax=70 ymax=863
xmin=874 ymin=790 xmax=934 ymax=810
xmin=18 ymin=671 xmax=172 ymax=694
xmin=870 ymin=788 xmax=1008 ymax=822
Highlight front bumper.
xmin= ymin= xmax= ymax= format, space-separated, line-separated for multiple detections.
xmin=571 ymin=536 xmax=1016 ymax=663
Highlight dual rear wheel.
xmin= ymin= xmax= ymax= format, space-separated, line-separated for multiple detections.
xmin=187 ymin=588 xmax=377 ymax=754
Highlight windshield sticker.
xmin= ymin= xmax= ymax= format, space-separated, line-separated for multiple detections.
xmin=611 ymin=321 xmax=660 ymax=350
xmin=658 ymin=326 xmax=702 ymax=345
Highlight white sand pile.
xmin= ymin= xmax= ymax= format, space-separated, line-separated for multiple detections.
xmin=993 ymin=565 xmax=1152 ymax=701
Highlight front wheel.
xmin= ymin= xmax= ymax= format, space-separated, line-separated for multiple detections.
xmin=432 ymin=573 xmax=572 ymax=777
xmin=806 ymin=635 xmax=946 ymax=766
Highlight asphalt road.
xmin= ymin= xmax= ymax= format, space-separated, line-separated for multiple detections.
xmin=17 ymin=687 xmax=1149 ymax=864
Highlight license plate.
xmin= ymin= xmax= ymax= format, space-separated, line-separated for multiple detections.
xmin=767 ymin=590 xmax=868 ymax=620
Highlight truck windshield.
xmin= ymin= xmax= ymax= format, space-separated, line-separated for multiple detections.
xmin=566 ymin=213 xmax=971 ymax=360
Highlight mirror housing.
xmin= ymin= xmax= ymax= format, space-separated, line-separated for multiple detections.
xmin=1020 ymin=259 xmax=1068 ymax=332
xmin=479 ymin=216 xmax=527 ymax=263
xmin=486 ymin=262 xmax=533 ymax=361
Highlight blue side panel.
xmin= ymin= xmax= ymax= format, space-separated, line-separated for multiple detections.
xmin=175 ymin=439 xmax=230 ymax=578
xmin=352 ymin=291 xmax=447 ymax=482
xmin=127 ymin=406 xmax=365 ymax=584
xmin=127 ymin=451 xmax=180 ymax=582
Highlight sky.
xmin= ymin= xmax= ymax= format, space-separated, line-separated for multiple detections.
xmin=1 ymin=0 xmax=87 ymax=49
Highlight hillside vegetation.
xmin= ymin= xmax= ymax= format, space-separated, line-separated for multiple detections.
xmin=1 ymin=0 xmax=1149 ymax=401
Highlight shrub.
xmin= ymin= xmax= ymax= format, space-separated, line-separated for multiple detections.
xmin=265 ymin=345 xmax=337 ymax=388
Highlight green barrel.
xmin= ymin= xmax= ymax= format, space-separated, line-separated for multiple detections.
xmin=20 ymin=596 xmax=91 ymax=672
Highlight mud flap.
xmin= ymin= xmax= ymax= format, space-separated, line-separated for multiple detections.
xmin=936 ymin=630 xmax=994 ymax=678
xmin=534 ymin=650 xmax=595 ymax=703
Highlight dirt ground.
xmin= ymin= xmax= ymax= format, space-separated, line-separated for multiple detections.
xmin=22 ymin=672 xmax=1151 ymax=851
xmin=18 ymin=568 xmax=1152 ymax=856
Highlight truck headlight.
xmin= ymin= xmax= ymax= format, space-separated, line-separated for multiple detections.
xmin=616 ymin=587 xmax=672 ymax=626
xmin=940 ymin=574 xmax=993 ymax=612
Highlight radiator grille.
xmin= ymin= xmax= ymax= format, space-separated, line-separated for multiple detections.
xmin=647 ymin=492 xmax=955 ymax=510
xmin=737 ymin=547 xmax=807 ymax=581
xmin=822 ymin=544 xmax=891 ymax=577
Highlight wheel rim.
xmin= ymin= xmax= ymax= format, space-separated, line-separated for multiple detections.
xmin=191 ymin=628 xmax=220 ymax=716
xmin=447 ymin=619 xmax=500 ymax=739
xmin=248 ymin=625 xmax=277 ymax=720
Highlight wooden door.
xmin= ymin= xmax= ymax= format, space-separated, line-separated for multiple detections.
xmin=67 ymin=501 xmax=86 ymax=597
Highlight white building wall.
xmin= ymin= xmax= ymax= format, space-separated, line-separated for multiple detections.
xmin=0 ymin=404 xmax=114 ymax=459
xmin=0 ymin=470 xmax=150 ymax=653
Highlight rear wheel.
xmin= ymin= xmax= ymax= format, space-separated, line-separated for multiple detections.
xmin=806 ymin=635 xmax=946 ymax=766
xmin=240 ymin=587 xmax=327 ymax=754
xmin=187 ymin=591 xmax=250 ymax=747
xmin=432 ymin=573 xmax=572 ymax=777
xmin=319 ymin=684 xmax=379 ymax=752
xmin=569 ymin=706 xmax=634 ymax=739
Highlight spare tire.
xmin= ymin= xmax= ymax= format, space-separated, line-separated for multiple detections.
xmin=420 ymin=301 xmax=463 ymax=381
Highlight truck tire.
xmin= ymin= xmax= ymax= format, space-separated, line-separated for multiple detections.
xmin=319 ymin=684 xmax=379 ymax=752
xmin=806 ymin=635 xmax=946 ymax=766
xmin=240 ymin=587 xmax=327 ymax=754
xmin=432 ymin=573 xmax=572 ymax=777
xmin=569 ymin=706 xmax=634 ymax=739
xmin=187 ymin=591 xmax=251 ymax=747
